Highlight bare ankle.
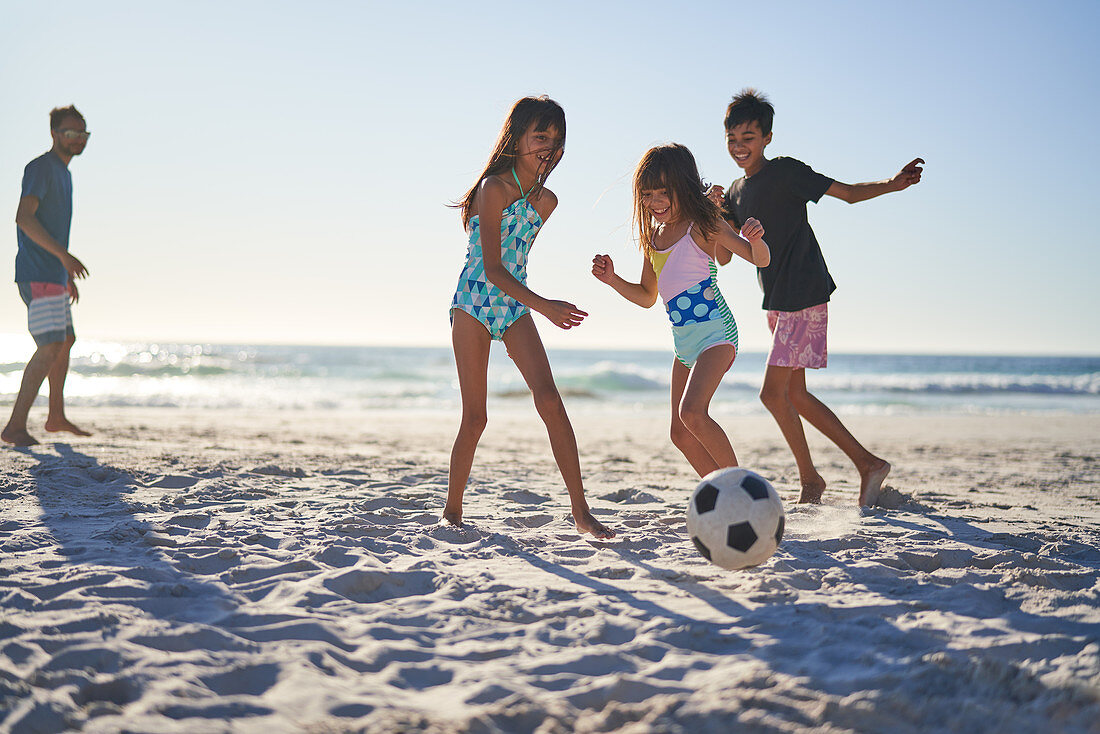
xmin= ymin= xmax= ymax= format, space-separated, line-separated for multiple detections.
xmin=572 ymin=507 xmax=615 ymax=540
xmin=798 ymin=474 xmax=826 ymax=504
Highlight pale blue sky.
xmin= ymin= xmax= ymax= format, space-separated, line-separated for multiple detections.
xmin=2 ymin=0 xmax=1097 ymax=354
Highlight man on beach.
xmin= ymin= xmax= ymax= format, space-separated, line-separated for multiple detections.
xmin=2 ymin=106 xmax=92 ymax=447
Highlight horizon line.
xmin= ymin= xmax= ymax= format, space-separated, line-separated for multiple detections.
xmin=1 ymin=333 xmax=1097 ymax=360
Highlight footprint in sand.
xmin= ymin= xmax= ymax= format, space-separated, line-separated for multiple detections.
xmin=590 ymin=566 xmax=636 ymax=580
xmin=166 ymin=512 xmax=210 ymax=529
xmin=200 ymin=663 xmax=280 ymax=696
xmin=501 ymin=489 xmax=550 ymax=505
xmin=505 ymin=514 xmax=555 ymax=529
xmin=323 ymin=567 xmax=438 ymax=603
xmin=149 ymin=475 xmax=199 ymax=489
xmin=426 ymin=523 xmax=483 ymax=544
xmin=251 ymin=464 xmax=306 ymax=478
xmin=73 ymin=677 xmax=141 ymax=707
xmin=389 ymin=664 xmax=454 ymax=690
xmin=598 ymin=488 xmax=661 ymax=504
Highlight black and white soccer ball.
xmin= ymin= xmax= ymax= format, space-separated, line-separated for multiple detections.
xmin=686 ymin=467 xmax=785 ymax=570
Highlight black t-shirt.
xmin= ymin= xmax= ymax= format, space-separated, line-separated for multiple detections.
xmin=723 ymin=156 xmax=835 ymax=312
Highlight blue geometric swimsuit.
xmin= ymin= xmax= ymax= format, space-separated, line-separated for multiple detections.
xmin=450 ymin=177 xmax=543 ymax=340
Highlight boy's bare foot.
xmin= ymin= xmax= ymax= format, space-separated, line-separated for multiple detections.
xmin=798 ymin=474 xmax=827 ymax=504
xmin=572 ymin=508 xmax=615 ymax=540
xmin=858 ymin=459 xmax=891 ymax=507
xmin=44 ymin=418 xmax=92 ymax=437
xmin=442 ymin=508 xmax=463 ymax=526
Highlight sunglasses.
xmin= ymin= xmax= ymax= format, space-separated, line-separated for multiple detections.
xmin=58 ymin=130 xmax=91 ymax=140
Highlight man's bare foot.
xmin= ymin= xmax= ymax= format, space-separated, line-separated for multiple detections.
xmin=858 ymin=459 xmax=891 ymax=507
xmin=44 ymin=418 xmax=91 ymax=437
xmin=573 ymin=508 xmax=615 ymax=540
xmin=442 ymin=508 xmax=463 ymax=526
xmin=798 ymin=474 xmax=827 ymax=504
xmin=1 ymin=426 xmax=39 ymax=447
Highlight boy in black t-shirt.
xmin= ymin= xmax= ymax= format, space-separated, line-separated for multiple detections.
xmin=715 ymin=89 xmax=923 ymax=507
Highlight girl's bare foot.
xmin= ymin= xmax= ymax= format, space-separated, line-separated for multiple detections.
xmin=798 ymin=474 xmax=827 ymax=504
xmin=858 ymin=458 xmax=891 ymax=507
xmin=442 ymin=508 xmax=463 ymax=526
xmin=1 ymin=426 xmax=38 ymax=446
xmin=572 ymin=508 xmax=615 ymax=540
xmin=44 ymin=418 xmax=91 ymax=436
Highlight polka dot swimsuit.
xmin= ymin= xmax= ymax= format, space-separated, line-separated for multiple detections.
xmin=649 ymin=223 xmax=739 ymax=367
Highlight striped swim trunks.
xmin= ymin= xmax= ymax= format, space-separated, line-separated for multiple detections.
xmin=18 ymin=282 xmax=74 ymax=346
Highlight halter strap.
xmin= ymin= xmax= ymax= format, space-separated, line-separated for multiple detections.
xmin=511 ymin=167 xmax=531 ymax=200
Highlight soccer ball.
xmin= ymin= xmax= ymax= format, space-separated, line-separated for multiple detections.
xmin=686 ymin=467 xmax=785 ymax=570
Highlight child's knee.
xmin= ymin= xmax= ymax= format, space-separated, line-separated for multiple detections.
xmin=670 ymin=419 xmax=693 ymax=446
xmin=788 ymin=385 xmax=813 ymax=411
xmin=677 ymin=402 xmax=708 ymax=433
xmin=759 ymin=383 xmax=787 ymax=410
xmin=531 ymin=387 xmax=564 ymax=418
xmin=460 ymin=410 xmax=488 ymax=436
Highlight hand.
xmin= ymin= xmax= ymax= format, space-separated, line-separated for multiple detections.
xmin=539 ymin=299 xmax=587 ymax=330
xmin=61 ymin=253 xmax=88 ymax=280
xmin=706 ymin=184 xmax=725 ymax=208
xmin=591 ymin=254 xmax=616 ymax=283
xmin=68 ymin=280 xmax=79 ymax=304
xmin=892 ymin=158 xmax=925 ymax=190
xmin=740 ymin=217 xmax=765 ymax=243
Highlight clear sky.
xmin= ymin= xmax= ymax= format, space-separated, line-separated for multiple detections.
xmin=2 ymin=0 xmax=1098 ymax=355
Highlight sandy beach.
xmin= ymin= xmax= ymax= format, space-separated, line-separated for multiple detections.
xmin=1 ymin=406 xmax=1098 ymax=733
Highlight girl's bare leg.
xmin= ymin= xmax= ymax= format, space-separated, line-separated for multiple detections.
xmin=445 ymin=310 xmax=492 ymax=525
xmin=669 ymin=358 xmax=720 ymax=476
xmin=677 ymin=345 xmax=738 ymax=471
xmin=502 ymin=316 xmax=614 ymax=539
xmin=760 ymin=365 xmax=826 ymax=502
xmin=787 ymin=369 xmax=890 ymax=506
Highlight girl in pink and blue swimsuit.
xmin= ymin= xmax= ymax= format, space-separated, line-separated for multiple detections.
xmin=592 ymin=143 xmax=771 ymax=477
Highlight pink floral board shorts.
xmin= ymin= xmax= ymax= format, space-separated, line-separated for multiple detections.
xmin=766 ymin=303 xmax=828 ymax=369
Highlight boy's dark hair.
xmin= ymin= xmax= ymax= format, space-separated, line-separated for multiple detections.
xmin=50 ymin=105 xmax=85 ymax=130
xmin=724 ymin=89 xmax=774 ymax=135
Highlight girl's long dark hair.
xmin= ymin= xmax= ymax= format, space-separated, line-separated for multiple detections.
xmin=455 ymin=96 xmax=566 ymax=227
xmin=633 ymin=143 xmax=721 ymax=255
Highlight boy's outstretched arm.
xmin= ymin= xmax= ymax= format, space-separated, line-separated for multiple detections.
xmin=825 ymin=158 xmax=924 ymax=204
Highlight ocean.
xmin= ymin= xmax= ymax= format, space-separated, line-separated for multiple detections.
xmin=1 ymin=336 xmax=1097 ymax=417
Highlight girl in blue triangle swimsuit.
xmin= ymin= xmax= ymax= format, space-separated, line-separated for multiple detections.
xmin=446 ymin=96 xmax=614 ymax=540
xmin=593 ymin=144 xmax=771 ymax=477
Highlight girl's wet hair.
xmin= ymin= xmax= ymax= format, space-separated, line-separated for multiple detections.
xmin=455 ymin=96 xmax=566 ymax=227
xmin=633 ymin=143 xmax=721 ymax=254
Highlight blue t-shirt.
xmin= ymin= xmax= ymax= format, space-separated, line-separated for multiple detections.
xmin=16 ymin=152 xmax=72 ymax=285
